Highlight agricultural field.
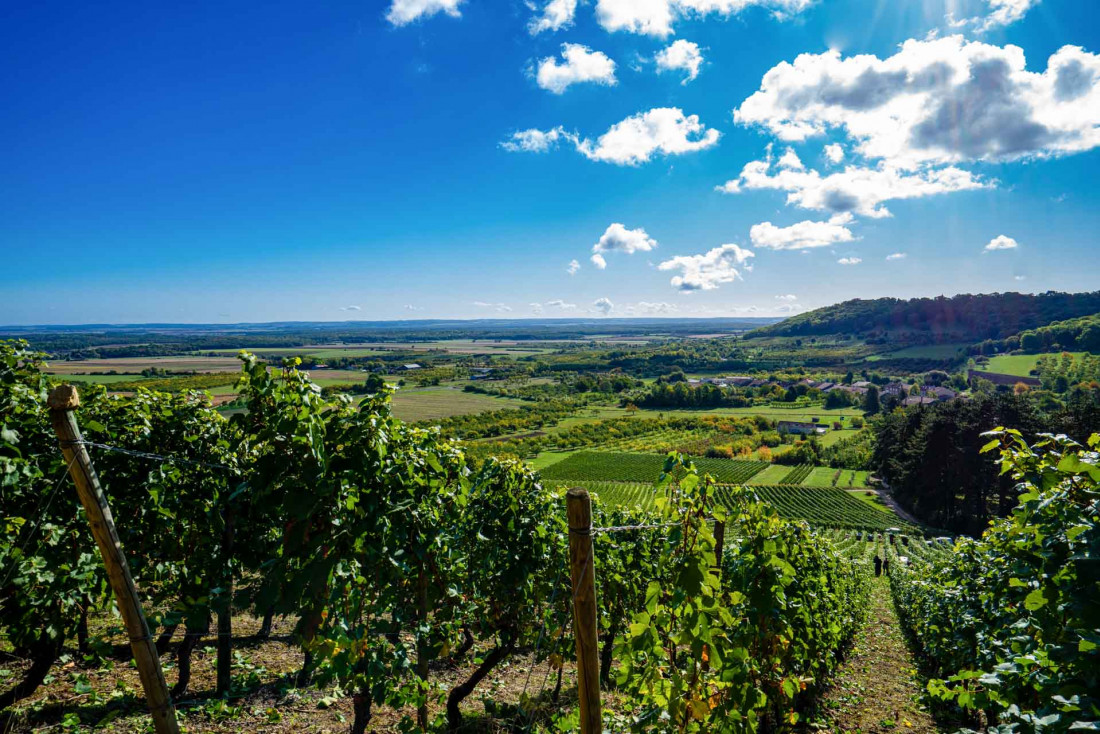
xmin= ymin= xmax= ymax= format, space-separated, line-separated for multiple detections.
xmin=745 ymin=464 xmax=790 ymax=484
xmin=542 ymin=480 xmax=920 ymax=532
xmin=539 ymin=451 xmax=769 ymax=484
xmin=389 ymin=386 xmax=524 ymax=421
xmin=45 ymin=356 xmax=244 ymax=375
xmin=975 ymin=351 xmax=1086 ymax=377
xmin=868 ymin=343 xmax=970 ymax=361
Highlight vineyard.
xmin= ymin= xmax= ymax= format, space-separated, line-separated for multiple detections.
xmin=2 ymin=341 xmax=1097 ymax=733
xmin=539 ymin=451 xmax=769 ymax=483
xmin=545 ymin=480 xmax=923 ymax=532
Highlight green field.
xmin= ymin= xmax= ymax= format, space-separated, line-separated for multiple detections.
xmin=540 ymin=451 xmax=769 ymax=484
xmin=746 ymin=464 xmax=790 ymax=484
xmin=976 ymin=352 xmax=1086 ymax=377
xmin=543 ymin=479 xmax=919 ymax=532
xmin=46 ymin=373 xmax=153 ymax=385
xmin=389 ymin=387 xmax=523 ymax=421
xmin=872 ymin=343 xmax=970 ymax=360
xmin=803 ymin=466 xmax=843 ymax=487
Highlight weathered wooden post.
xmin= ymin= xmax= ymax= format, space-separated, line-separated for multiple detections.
xmin=713 ymin=520 xmax=726 ymax=575
xmin=567 ymin=488 xmax=602 ymax=734
xmin=48 ymin=385 xmax=180 ymax=734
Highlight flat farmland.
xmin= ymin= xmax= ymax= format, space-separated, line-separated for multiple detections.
xmin=389 ymin=386 xmax=524 ymax=421
xmin=204 ymin=339 xmax=562 ymax=358
xmin=46 ymin=356 xmax=244 ymax=375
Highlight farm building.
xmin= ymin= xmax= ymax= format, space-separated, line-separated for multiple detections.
xmin=778 ymin=420 xmax=827 ymax=435
xmin=401 ymin=363 xmax=422 ymax=371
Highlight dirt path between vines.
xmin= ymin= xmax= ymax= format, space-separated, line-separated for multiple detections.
xmin=812 ymin=577 xmax=940 ymax=733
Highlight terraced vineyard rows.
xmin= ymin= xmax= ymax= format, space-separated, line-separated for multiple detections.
xmin=539 ymin=451 xmax=768 ymax=483
xmin=827 ymin=529 xmax=954 ymax=562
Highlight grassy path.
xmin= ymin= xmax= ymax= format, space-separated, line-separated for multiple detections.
xmin=811 ymin=577 xmax=939 ymax=733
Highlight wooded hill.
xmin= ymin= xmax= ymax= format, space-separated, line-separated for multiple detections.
xmin=747 ymin=291 xmax=1100 ymax=344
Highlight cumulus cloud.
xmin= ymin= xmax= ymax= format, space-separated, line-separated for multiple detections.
xmin=984 ymin=234 xmax=1019 ymax=252
xmin=535 ymin=44 xmax=617 ymax=94
xmin=591 ymin=223 xmax=658 ymax=269
xmin=635 ymin=301 xmax=679 ymax=314
xmin=546 ymin=299 xmax=578 ymax=310
xmin=340 ymin=305 xmax=362 ymax=311
xmin=824 ymin=143 xmax=844 ymax=163
xmin=594 ymin=0 xmax=817 ymax=37
xmin=386 ymin=0 xmax=464 ymax=26
xmin=502 ymin=107 xmax=720 ymax=165
xmin=837 ymin=257 xmax=862 ymax=265
xmin=656 ymin=40 xmax=704 ymax=84
xmin=734 ymin=36 xmax=1100 ymax=168
xmin=957 ymin=0 xmax=1041 ymax=32
xmin=885 ymin=252 xmax=907 ymax=260
xmin=775 ymin=294 xmax=797 ymax=301
xmin=717 ymin=151 xmax=989 ymax=218
xmin=593 ymin=297 xmax=614 ymax=316
xmin=500 ymin=127 xmax=569 ymax=153
xmin=528 ymin=0 xmax=577 ymax=34
xmin=473 ymin=301 xmax=513 ymax=312
xmin=530 ymin=302 xmax=545 ymax=314
xmin=567 ymin=259 xmax=581 ymax=275
xmin=658 ymin=244 xmax=755 ymax=291
xmin=777 ymin=147 xmax=804 ymax=169
xmin=750 ymin=213 xmax=856 ymax=250
xmin=404 ymin=304 xmax=424 ymax=311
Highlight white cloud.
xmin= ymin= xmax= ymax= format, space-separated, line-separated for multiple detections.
xmin=750 ymin=213 xmax=855 ymax=250
xmin=634 ymin=301 xmax=679 ymax=314
xmin=535 ymin=44 xmax=617 ymax=94
xmin=530 ymin=302 xmax=545 ymax=314
xmin=386 ymin=0 xmax=464 ymax=26
xmin=734 ymin=36 xmax=1100 ymax=168
xmin=958 ymin=0 xmax=1041 ymax=32
xmin=504 ymin=107 xmax=720 ymax=166
xmin=473 ymin=301 xmax=513 ymax=312
xmin=567 ymin=258 xmax=581 ymax=275
xmin=984 ymin=234 xmax=1019 ymax=252
xmin=340 ymin=305 xmax=362 ymax=311
xmin=546 ymin=299 xmax=578 ymax=310
xmin=528 ymin=0 xmax=577 ymax=34
xmin=837 ymin=257 xmax=862 ymax=265
xmin=500 ymin=127 xmax=568 ymax=153
xmin=591 ymin=223 xmax=658 ymax=269
xmin=775 ymin=294 xmax=797 ymax=301
xmin=777 ymin=147 xmax=803 ymax=169
xmin=1014 ymin=274 xmax=1027 ymax=281
xmin=718 ymin=153 xmax=990 ymax=218
xmin=885 ymin=252 xmax=907 ymax=260
xmin=656 ymin=40 xmax=703 ymax=84
xmin=658 ymin=243 xmax=755 ymax=291
xmin=404 ymin=304 xmax=424 ymax=311
xmin=594 ymin=0 xmax=817 ymax=37
xmin=824 ymin=143 xmax=844 ymax=163
xmin=593 ymin=297 xmax=615 ymax=316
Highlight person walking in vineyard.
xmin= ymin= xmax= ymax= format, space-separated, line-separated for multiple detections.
xmin=874 ymin=555 xmax=882 ymax=577
xmin=883 ymin=557 xmax=890 ymax=575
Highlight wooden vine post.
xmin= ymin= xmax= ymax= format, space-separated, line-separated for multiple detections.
xmin=47 ymin=385 xmax=180 ymax=734
xmin=566 ymin=488 xmax=602 ymax=734
xmin=713 ymin=519 xmax=726 ymax=575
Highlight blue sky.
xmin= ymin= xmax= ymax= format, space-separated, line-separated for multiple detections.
xmin=1 ymin=0 xmax=1098 ymax=324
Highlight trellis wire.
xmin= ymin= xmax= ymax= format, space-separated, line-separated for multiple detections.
xmin=59 ymin=439 xmax=236 ymax=473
